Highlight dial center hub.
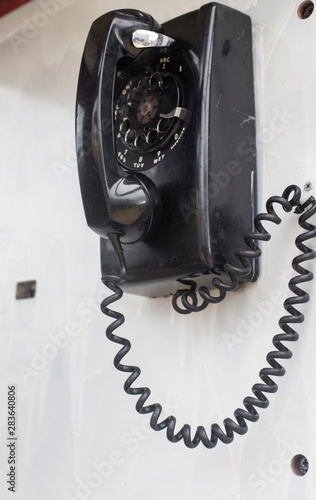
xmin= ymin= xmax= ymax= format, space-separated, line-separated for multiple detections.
xmin=137 ymin=96 xmax=158 ymax=123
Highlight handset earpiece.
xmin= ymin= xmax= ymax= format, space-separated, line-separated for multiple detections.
xmin=76 ymin=10 xmax=163 ymax=243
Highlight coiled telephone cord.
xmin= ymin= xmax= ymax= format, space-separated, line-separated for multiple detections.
xmin=101 ymin=185 xmax=316 ymax=448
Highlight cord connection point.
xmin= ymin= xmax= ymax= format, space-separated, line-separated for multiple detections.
xmin=108 ymin=233 xmax=124 ymax=255
xmin=294 ymin=196 xmax=316 ymax=214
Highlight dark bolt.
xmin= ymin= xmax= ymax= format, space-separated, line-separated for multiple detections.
xmin=291 ymin=454 xmax=309 ymax=477
xmin=299 ymin=1 xmax=314 ymax=19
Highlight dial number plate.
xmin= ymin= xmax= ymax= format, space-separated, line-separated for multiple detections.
xmin=114 ymin=55 xmax=190 ymax=171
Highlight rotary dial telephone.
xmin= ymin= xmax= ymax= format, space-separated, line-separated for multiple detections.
xmin=76 ymin=3 xmax=316 ymax=448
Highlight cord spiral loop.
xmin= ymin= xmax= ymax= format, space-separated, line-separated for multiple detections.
xmin=101 ymin=187 xmax=316 ymax=448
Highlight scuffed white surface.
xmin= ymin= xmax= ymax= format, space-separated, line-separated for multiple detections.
xmin=0 ymin=0 xmax=316 ymax=499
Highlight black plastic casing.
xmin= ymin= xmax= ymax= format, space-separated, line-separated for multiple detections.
xmin=83 ymin=3 xmax=257 ymax=297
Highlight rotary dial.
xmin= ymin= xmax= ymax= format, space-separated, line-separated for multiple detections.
xmin=116 ymin=71 xmax=179 ymax=153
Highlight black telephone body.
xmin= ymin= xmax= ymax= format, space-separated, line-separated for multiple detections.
xmin=76 ymin=2 xmax=257 ymax=298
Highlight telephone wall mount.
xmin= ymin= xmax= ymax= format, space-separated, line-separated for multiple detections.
xmin=76 ymin=3 xmax=316 ymax=448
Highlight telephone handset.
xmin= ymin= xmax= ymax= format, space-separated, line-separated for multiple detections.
xmin=76 ymin=4 xmax=316 ymax=448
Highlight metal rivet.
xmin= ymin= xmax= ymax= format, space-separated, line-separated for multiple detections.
xmin=291 ymin=454 xmax=309 ymax=476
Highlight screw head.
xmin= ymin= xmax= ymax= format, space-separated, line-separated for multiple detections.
xmin=298 ymin=1 xmax=314 ymax=19
xmin=304 ymin=182 xmax=313 ymax=191
xmin=291 ymin=454 xmax=309 ymax=476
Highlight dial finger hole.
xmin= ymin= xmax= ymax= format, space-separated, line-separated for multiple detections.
xmin=138 ymin=76 xmax=150 ymax=89
xmin=120 ymin=105 xmax=130 ymax=118
xmin=159 ymin=72 xmax=172 ymax=90
xmin=149 ymin=71 xmax=161 ymax=89
xmin=125 ymin=129 xmax=136 ymax=145
xmin=147 ymin=129 xmax=158 ymax=145
xmin=157 ymin=118 xmax=170 ymax=133
xmin=129 ymin=88 xmax=145 ymax=102
xmin=135 ymin=134 xmax=147 ymax=150
xmin=120 ymin=119 xmax=131 ymax=134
